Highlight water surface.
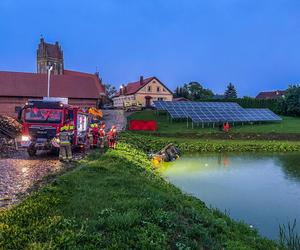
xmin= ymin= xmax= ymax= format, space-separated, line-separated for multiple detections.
xmin=161 ymin=152 xmax=300 ymax=240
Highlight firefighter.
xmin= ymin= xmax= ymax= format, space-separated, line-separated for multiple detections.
xmin=92 ymin=123 xmax=99 ymax=148
xmin=58 ymin=124 xmax=73 ymax=161
xmin=107 ymin=125 xmax=118 ymax=149
xmin=223 ymin=122 xmax=230 ymax=133
xmin=88 ymin=123 xmax=98 ymax=148
xmin=98 ymin=122 xmax=106 ymax=149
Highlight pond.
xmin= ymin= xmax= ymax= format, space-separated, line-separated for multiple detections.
xmin=161 ymin=152 xmax=300 ymax=240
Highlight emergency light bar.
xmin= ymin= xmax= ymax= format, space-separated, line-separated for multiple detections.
xmin=27 ymin=100 xmax=65 ymax=109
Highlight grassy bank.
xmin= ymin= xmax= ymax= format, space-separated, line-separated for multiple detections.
xmin=0 ymin=140 xmax=284 ymax=249
xmin=128 ymin=110 xmax=300 ymax=136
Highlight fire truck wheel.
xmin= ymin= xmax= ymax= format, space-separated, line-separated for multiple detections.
xmin=27 ymin=145 xmax=37 ymax=157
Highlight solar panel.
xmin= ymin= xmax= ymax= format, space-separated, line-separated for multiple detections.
xmin=153 ymin=101 xmax=281 ymax=123
xmin=153 ymin=101 xmax=166 ymax=110
xmin=244 ymin=109 xmax=282 ymax=121
xmin=165 ymin=106 xmax=188 ymax=119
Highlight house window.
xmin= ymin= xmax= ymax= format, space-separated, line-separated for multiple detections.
xmin=157 ymin=87 xmax=160 ymax=92
xmin=148 ymin=86 xmax=151 ymax=92
xmin=158 ymin=97 xmax=164 ymax=101
xmin=163 ymin=88 xmax=166 ymax=92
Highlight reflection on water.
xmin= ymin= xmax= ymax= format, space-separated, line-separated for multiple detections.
xmin=161 ymin=152 xmax=300 ymax=240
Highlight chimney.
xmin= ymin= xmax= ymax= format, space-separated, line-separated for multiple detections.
xmin=120 ymin=84 xmax=125 ymax=95
xmin=140 ymin=75 xmax=144 ymax=85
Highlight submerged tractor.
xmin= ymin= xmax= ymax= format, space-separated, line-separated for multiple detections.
xmin=19 ymin=99 xmax=90 ymax=156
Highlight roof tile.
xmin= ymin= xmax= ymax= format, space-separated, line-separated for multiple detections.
xmin=0 ymin=70 xmax=105 ymax=99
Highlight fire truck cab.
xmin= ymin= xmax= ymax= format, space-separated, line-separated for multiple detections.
xmin=19 ymin=99 xmax=90 ymax=156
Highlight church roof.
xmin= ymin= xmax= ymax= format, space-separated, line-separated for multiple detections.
xmin=0 ymin=70 xmax=105 ymax=99
xmin=43 ymin=42 xmax=63 ymax=59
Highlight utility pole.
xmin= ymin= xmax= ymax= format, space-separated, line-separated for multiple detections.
xmin=47 ymin=65 xmax=53 ymax=97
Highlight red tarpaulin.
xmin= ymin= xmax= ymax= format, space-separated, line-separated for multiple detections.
xmin=128 ymin=120 xmax=157 ymax=131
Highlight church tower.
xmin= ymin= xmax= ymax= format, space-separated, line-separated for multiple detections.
xmin=37 ymin=38 xmax=64 ymax=75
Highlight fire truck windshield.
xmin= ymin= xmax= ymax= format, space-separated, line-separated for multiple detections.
xmin=24 ymin=108 xmax=62 ymax=123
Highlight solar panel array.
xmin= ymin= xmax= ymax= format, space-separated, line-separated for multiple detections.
xmin=153 ymin=101 xmax=282 ymax=123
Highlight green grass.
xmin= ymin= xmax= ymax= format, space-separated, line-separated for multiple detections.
xmin=120 ymin=132 xmax=300 ymax=153
xmin=128 ymin=111 xmax=300 ymax=134
xmin=0 ymin=141 xmax=283 ymax=249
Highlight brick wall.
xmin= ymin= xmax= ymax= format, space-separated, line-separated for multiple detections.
xmin=0 ymin=97 xmax=32 ymax=118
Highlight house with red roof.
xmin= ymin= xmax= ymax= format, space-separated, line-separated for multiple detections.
xmin=256 ymin=90 xmax=286 ymax=99
xmin=112 ymin=76 xmax=173 ymax=108
xmin=0 ymin=38 xmax=106 ymax=117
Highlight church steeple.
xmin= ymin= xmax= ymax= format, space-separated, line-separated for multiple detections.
xmin=37 ymin=37 xmax=64 ymax=75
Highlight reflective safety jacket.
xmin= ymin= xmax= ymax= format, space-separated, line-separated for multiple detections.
xmin=107 ymin=129 xmax=117 ymax=140
xmin=99 ymin=128 xmax=105 ymax=137
xmin=60 ymin=125 xmax=75 ymax=132
xmin=59 ymin=131 xmax=72 ymax=145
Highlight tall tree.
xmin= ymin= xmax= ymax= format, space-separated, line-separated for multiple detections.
xmin=173 ymin=82 xmax=214 ymax=100
xmin=224 ymin=83 xmax=237 ymax=99
xmin=285 ymin=85 xmax=300 ymax=116
xmin=186 ymin=82 xmax=214 ymax=100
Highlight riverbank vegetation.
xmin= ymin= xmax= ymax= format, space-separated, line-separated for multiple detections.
xmin=120 ymin=132 xmax=300 ymax=153
xmin=0 ymin=139 xmax=285 ymax=249
xmin=128 ymin=111 xmax=300 ymax=137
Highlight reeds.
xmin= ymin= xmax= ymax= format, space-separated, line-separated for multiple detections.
xmin=279 ymin=219 xmax=300 ymax=250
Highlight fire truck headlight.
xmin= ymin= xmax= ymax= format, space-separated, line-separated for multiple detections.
xmin=21 ymin=135 xmax=31 ymax=142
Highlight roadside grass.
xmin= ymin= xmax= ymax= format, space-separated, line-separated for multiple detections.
xmin=128 ymin=110 xmax=300 ymax=134
xmin=0 ymin=142 xmax=282 ymax=249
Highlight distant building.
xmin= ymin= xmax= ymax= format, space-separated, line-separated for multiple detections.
xmin=0 ymin=38 xmax=106 ymax=117
xmin=256 ymin=90 xmax=286 ymax=99
xmin=112 ymin=76 xmax=173 ymax=108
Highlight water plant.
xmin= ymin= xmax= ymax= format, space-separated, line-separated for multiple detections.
xmin=279 ymin=219 xmax=300 ymax=250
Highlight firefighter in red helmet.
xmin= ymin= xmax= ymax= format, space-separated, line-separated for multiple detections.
xmin=98 ymin=122 xmax=106 ymax=149
xmin=107 ymin=125 xmax=118 ymax=149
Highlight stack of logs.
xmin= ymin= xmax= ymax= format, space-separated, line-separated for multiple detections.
xmin=0 ymin=115 xmax=22 ymax=154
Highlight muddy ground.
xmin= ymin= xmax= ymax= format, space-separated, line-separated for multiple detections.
xmin=0 ymin=150 xmax=65 ymax=208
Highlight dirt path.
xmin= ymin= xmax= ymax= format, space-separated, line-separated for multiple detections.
xmin=102 ymin=109 xmax=128 ymax=131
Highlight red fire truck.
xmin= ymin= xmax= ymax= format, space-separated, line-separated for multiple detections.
xmin=19 ymin=99 xmax=90 ymax=156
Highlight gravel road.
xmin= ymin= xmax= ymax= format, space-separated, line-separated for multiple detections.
xmin=0 ymin=150 xmax=64 ymax=208
xmin=0 ymin=110 xmax=128 ymax=208
xmin=102 ymin=109 xmax=128 ymax=131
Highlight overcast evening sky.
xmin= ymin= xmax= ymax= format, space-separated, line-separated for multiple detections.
xmin=0 ymin=0 xmax=300 ymax=97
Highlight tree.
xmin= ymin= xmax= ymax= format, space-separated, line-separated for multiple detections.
xmin=186 ymin=82 xmax=214 ymax=100
xmin=174 ymin=82 xmax=213 ymax=100
xmin=224 ymin=83 xmax=237 ymax=99
xmin=285 ymin=85 xmax=300 ymax=116
xmin=104 ymin=84 xmax=117 ymax=100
